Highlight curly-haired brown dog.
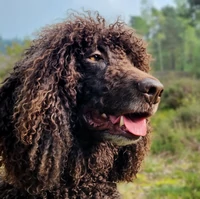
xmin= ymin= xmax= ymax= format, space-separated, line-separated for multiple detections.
xmin=0 ymin=12 xmax=163 ymax=198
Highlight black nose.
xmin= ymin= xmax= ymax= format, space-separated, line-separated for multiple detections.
xmin=138 ymin=78 xmax=164 ymax=104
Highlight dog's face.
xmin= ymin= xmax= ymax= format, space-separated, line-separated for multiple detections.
xmin=76 ymin=45 xmax=163 ymax=146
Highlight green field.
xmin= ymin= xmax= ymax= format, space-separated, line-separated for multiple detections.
xmin=118 ymin=148 xmax=200 ymax=199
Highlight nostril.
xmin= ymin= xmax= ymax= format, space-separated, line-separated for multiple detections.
xmin=148 ymin=86 xmax=157 ymax=96
xmin=158 ymin=89 xmax=164 ymax=97
xmin=138 ymin=78 xmax=164 ymax=104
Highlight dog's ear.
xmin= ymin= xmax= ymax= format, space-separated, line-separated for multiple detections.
xmin=0 ymin=46 xmax=80 ymax=193
xmin=14 ymin=53 xmax=80 ymax=145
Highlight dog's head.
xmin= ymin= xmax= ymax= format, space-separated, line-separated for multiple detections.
xmin=9 ymin=13 xmax=163 ymax=147
xmin=68 ymin=16 xmax=164 ymax=146
xmin=0 ymin=12 xmax=163 ymax=193
xmin=77 ymin=48 xmax=163 ymax=146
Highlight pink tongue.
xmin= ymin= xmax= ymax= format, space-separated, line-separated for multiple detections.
xmin=109 ymin=115 xmax=147 ymax=136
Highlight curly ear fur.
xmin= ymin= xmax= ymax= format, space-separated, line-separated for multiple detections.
xmin=0 ymin=12 xmax=152 ymax=198
xmin=0 ymin=39 xmax=81 ymax=193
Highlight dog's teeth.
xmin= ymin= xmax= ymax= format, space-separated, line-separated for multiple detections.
xmin=120 ymin=116 xmax=124 ymax=127
xmin=101 ymin=113 xmax=107 ymax=119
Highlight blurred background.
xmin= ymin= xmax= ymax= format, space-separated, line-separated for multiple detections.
xmin=1 ymin=0 xmax=200 ymax=198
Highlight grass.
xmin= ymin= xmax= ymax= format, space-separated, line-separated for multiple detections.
xmin=118 ymin=151 xmax=200 ymax=199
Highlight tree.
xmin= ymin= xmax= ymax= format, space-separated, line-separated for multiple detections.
xmin=129 ymin=0 xmax=200 ymax=75
xmin=0 ymin=39 xmax=30 ymax=81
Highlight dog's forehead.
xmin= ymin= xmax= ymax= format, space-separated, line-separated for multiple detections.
xmin=107 ymin=47 xmax=126 ymax=57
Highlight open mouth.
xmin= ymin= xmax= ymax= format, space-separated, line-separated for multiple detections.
xmin=83 ymin=110 xmax=151 ymax=140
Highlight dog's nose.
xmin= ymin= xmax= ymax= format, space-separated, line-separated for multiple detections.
xmin=138 ymin=78 xmax=164 ymax=104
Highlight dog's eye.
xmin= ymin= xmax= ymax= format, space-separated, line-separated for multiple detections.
xmin=88 ymin=54 xmax=103 ymax=62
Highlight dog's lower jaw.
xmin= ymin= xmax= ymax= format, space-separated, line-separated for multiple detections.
xmin=103 ymin=133 xmax=142 ymax=146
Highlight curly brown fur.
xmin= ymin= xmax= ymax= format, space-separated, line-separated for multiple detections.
xmin=0 ymin=12 xmax=163 ymax=198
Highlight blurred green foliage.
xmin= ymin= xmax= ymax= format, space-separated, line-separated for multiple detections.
xmin=0 ymin=40 xmax=30 ymax=81
xmin=130 ymin=0 xmax=200 ymax=76
xmin=151 ymin=76 xmax=200 ymax=154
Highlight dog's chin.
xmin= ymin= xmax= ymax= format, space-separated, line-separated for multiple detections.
xmin=102 ymin=132 xmax=142 ymax=146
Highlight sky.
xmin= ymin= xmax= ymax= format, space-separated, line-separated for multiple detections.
xmin=0 ymin=0 xmax=174 ymax=39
